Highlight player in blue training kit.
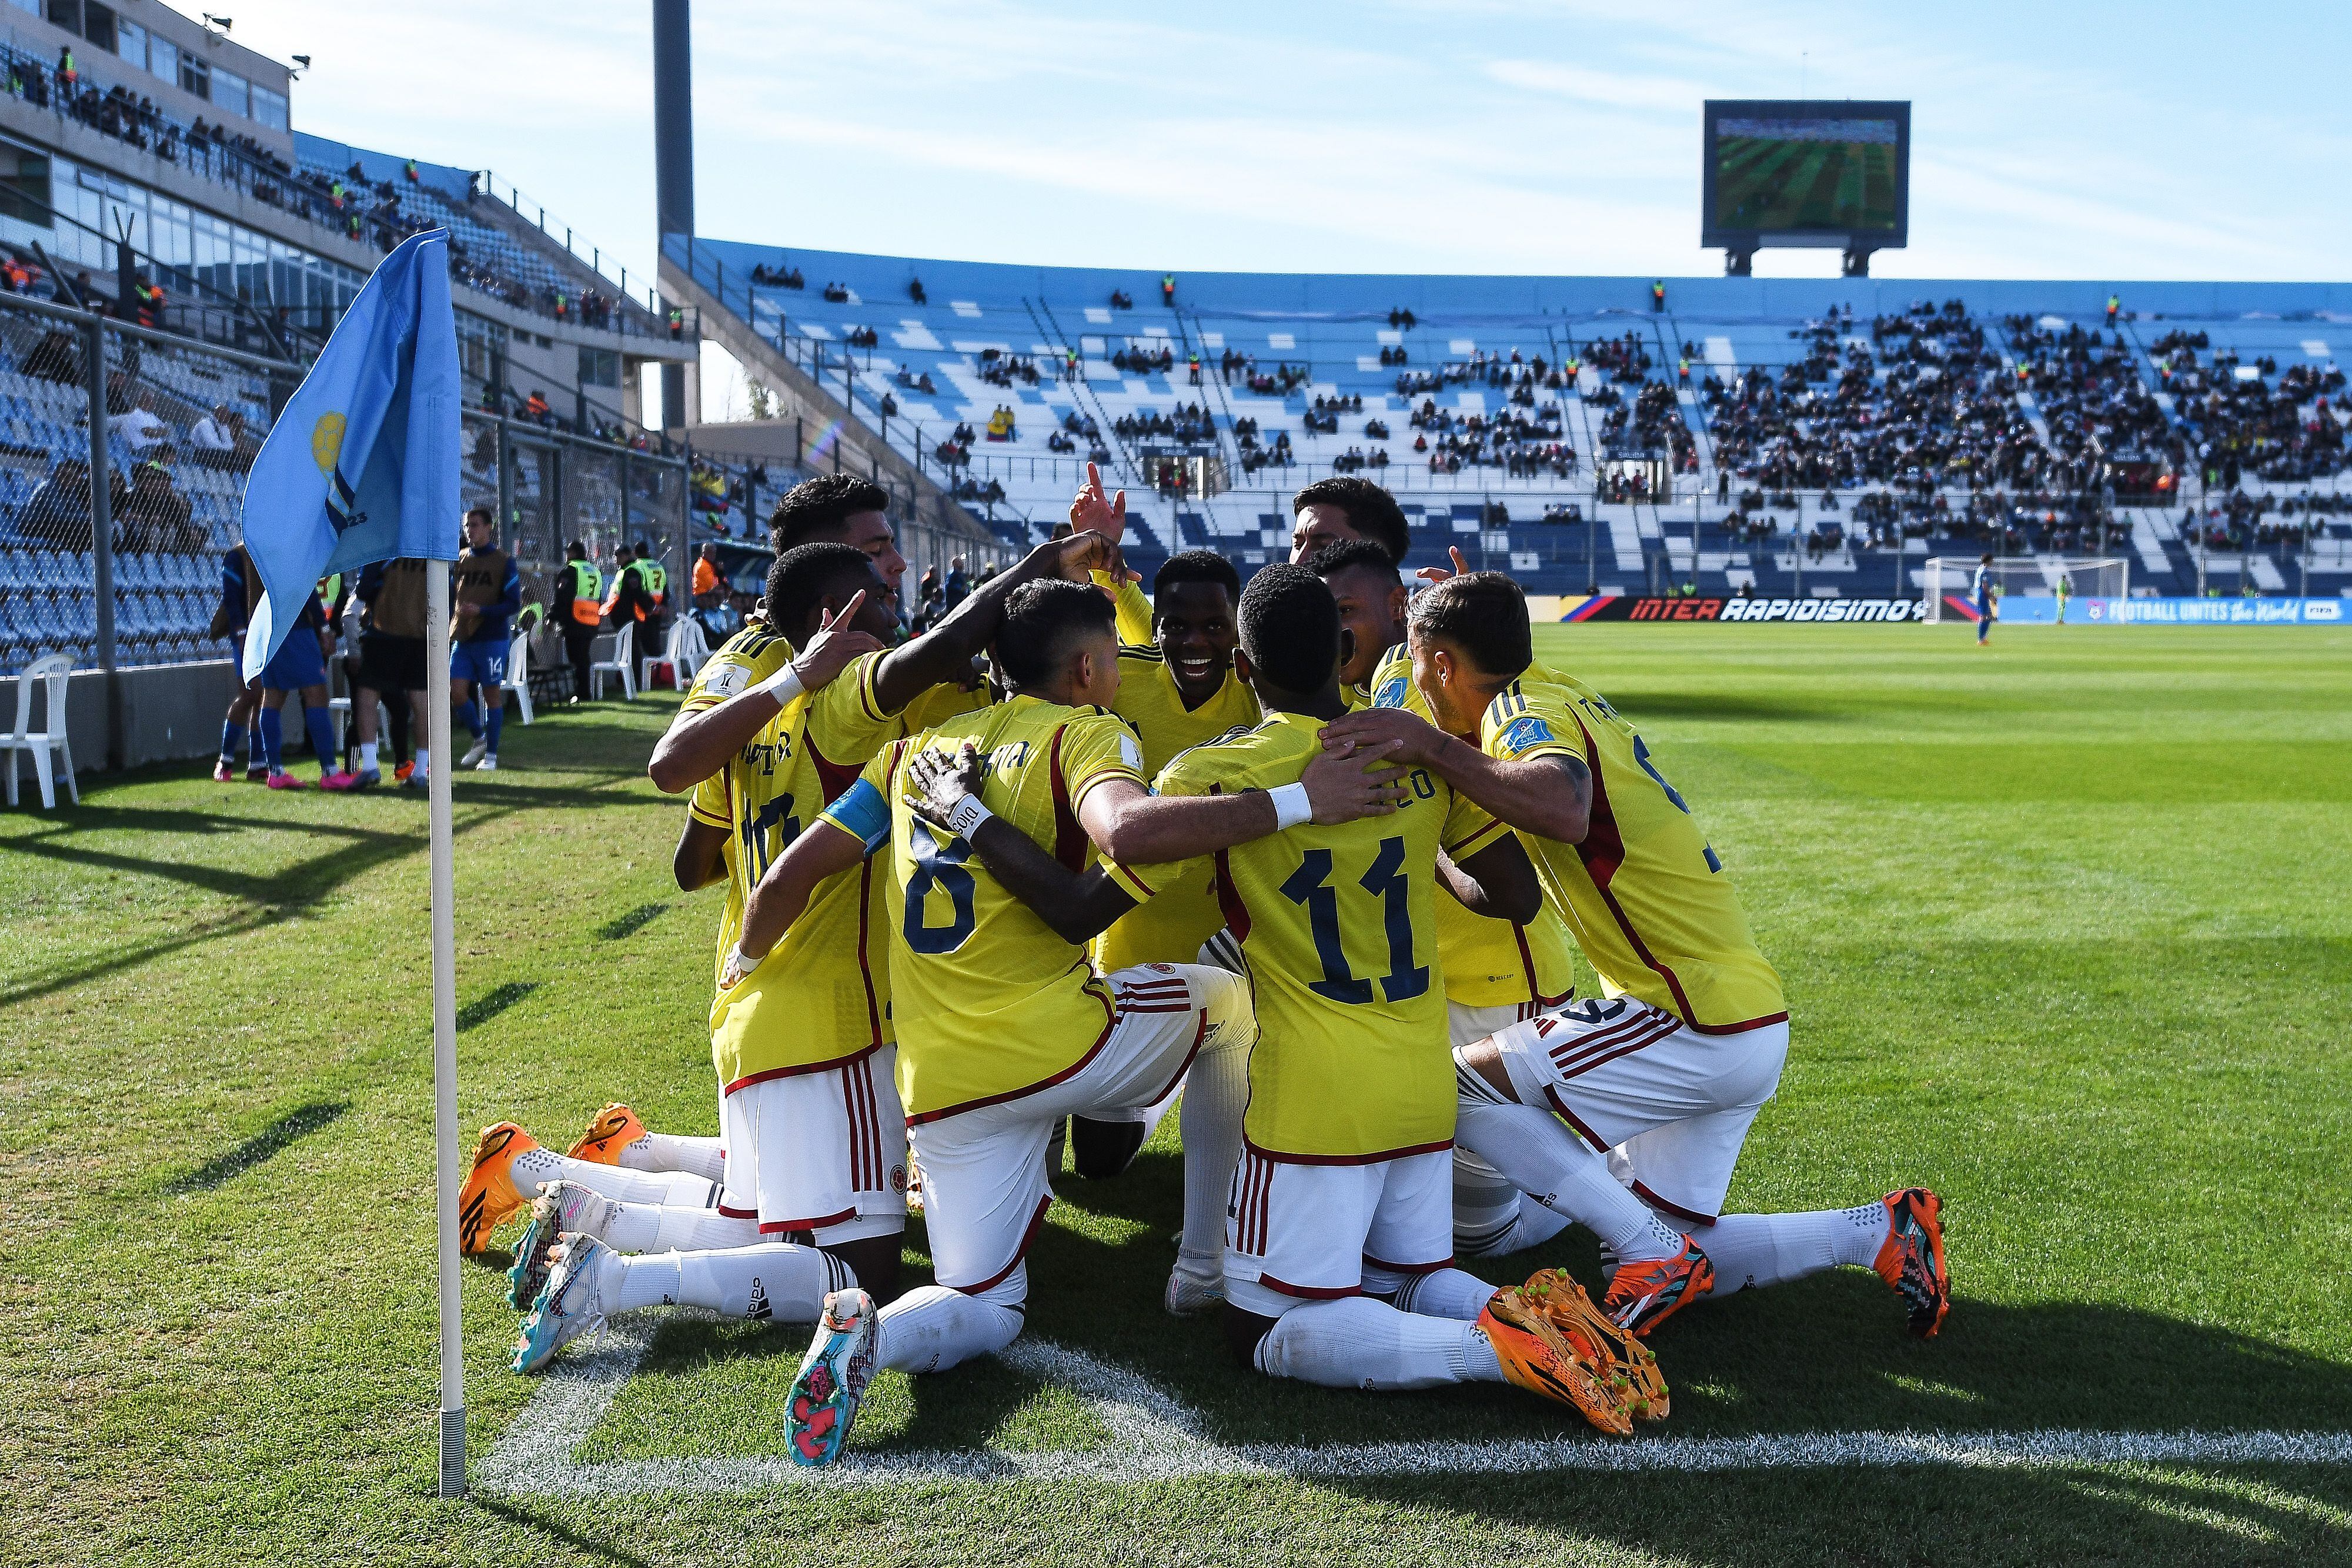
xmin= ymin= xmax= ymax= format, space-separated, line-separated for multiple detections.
xmin=1972 ymin=553 xmax=1997 ymax=646
xmin=450 ymin=507 xmax=523 ymax=773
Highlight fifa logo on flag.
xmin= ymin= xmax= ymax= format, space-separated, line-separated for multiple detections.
xmin=310 ymin=412 xmax=368 ymax=535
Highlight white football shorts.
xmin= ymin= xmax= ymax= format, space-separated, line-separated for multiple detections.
xmin=911 ymin=963 xmax=1250 ymax=1303
xmin=1225 ymin=1145 xmax=1455 ymax=1316
xmin=1483 ymin=995 xmax=1789 ymax=1225
xmin=717 ymin=1045 xmax=908 ymax=1246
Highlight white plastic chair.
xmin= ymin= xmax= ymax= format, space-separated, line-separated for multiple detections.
xmin=640 ymin=616 xmax=710 ymax=692
xmin=502 ymin=622 xmax=534 ymax=724
xmin=3 ymin=652 xmax=78 ymax=808
xmin=328 ymin=599 xmax=362 ymax=756
xmin=590 ymin=620 xmax=636 ymax=700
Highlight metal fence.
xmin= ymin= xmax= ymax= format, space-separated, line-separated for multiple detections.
xmin=0 ymin=291 xmax=298 ymax=677
xmin=0 ymin=287 xmax=684 ymax=681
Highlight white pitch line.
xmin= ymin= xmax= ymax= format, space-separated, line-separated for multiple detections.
xmin=475 ymin=1312 xmax=2352 ymax=1497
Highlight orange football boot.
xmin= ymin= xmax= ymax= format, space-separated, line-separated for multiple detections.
xmin=1478 ymin=1285 xmax=1633 ymax=1436
xmin=566 ymin=1102 xmax=647 ymax=1164
xmin=458 ymin=1122 xmax=540 ymax=1253
xmin=1521 ymin=1267 xmax=1669 ymax=1420
xmin=1874 ymin=1188 xmax=1950 ymax=1338
xmin=1602 ymin=1237 xmax=1716 ymax=1338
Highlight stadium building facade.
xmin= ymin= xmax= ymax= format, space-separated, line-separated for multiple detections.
xmin=0 ymin=2 xmax=767 ymax=772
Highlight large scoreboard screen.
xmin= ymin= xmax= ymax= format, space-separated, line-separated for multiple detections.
xmin=1702 ymin=100 xmax=1909 ymax=252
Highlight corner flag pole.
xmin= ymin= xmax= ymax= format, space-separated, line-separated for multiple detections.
xmin=427 ymin=558 xmax=465 ymax=1496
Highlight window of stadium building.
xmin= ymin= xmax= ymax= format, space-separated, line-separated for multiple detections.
xmin=24 ymin=152 xmax=367 ymax=320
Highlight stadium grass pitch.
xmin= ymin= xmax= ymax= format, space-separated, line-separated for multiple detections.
xmin=6 ymin=623 xmax=2351 ymax=1567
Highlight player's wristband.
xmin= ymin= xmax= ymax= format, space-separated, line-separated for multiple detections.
xmin=751 ymin=664 xmax=806 ymax=707
xmin=944 ymin=794 xmax=993 ymax=840
xmin=1268 ymin=781 xmax=1313 ymax=830
xmin=719 ymin=942 xmax=760 ymax=991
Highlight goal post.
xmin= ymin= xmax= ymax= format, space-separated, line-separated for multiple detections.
xmin=1922 ymin=557 xmax=2129 ymax=623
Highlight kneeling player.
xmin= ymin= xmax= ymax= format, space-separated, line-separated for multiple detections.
xmin=726 ymin=579 xmax=1409 ymax=1463
xmin=513 ymin=536 xmax=1095 ymax=1372
xmin=940 ymin=567 xmax=1663 ymax=1433
xmin=1324 ymin=574 xmax=1951 ymax=1339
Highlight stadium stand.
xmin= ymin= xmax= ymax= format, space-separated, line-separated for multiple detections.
xmin=0 ymin=305 xmax=276 ymax=674
xmin=0 ymin=34 xmax=667 ymax=345
xmin=666 ymin=236 xmax=2352 ymax=605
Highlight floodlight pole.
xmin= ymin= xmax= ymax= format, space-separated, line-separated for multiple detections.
xmin=427 ymin=560 xmax=465 ymax=1497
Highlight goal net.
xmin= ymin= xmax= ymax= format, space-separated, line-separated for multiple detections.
xmin=1922 ymin=557 xmax=2129 ymax=622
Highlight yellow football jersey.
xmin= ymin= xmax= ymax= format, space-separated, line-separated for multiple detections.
xmin=682 ymin=621 xmax=807 ymax=720
xmin=689 ymin=650 xmax=906 ymax=1089
xmin=1482 ymin=663 xmax=1785 ymax=1032
xmin=1367 ymin=644 xmax=1577 ymax=1008
xmin=1111 ymin=712 xmax=1508 ymax=1162
xmin=827 ymin=695 xmax=1148 ymax=1122
xmin=1100 ymin=573 xmax=1156 ymax=647
xmin=1092 ymin=643 xmax=1260 ymax=973
xmin=686 ymin=618 xmax=989 ymax=735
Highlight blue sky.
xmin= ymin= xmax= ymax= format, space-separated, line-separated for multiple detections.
xmin=218 ymin=0 xmax=2349 ymax=290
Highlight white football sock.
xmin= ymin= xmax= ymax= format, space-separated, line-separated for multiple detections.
xmin=617 ymin=1131 xmax=728 ymax=1186
xmin=1452 ymin=1065 xmax=1682 ymax=1265
xmin=607 ymin=1249 xmax=679 ymax=1311
xmin=358 ymin=741 xmax=378 ymax=771
xmin=1252 ymin=1296 xmax=1502 ymax=1389
xmin=412 ymin=746 xmax=429 ymax=777
xmin=676 ymin=1243 xmax=849 ymax=1321
xmin=1688 ymin=1204 xmax=1890 ymax=1297
xmin=1451 ymin=1149 xmax=1526 ymax=1256
xmin=1175 ymin=981 xmax=1252 ymax=1275
xmin=512 ymin=1146 xmax=714 ymax=1208
xmin=1386 ymin=1266 xmax=1498 ymax=1323
xmin=873 ymin=1284 xmax=1025 ymax=1374
xmin=596 ymin=1199 xmax=761 ymax=1255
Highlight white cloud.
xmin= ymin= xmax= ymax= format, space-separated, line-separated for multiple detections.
xmin=1484 ymin=59 xmax=1703 ymax=115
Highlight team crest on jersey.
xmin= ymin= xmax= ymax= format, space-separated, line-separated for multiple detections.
xmin=890 ymin=1164 xmax=909 ymax=1193
xmin=702 ymin=663 xmax=750 ymax=698
xmin=1499 ymin=716 xmax=1554 ymax=753
xmin=1372 ymin=676 xmax=1408 ymax=709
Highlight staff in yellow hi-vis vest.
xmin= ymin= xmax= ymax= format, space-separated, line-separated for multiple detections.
xmin=556 ymin=539 xmax=604 ymax=701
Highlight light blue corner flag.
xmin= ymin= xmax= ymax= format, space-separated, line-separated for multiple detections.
xmin=241 ymin=228 xmax=460 ymax=680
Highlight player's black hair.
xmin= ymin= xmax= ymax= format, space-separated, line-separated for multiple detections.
xmin=995 ymin=579 xmax=1117 ymax=689
xmin=1406 ymin=572 xmax=1531 ymax=678
xmin=1236 ymin=563 xmax=1340 ymax=696
xmin=1307 ymin=537 xmax=1401 ymax=587
xmin=770 ymin=473 xmax=891 ymax=551
xmin=767 ymin=541 xmax=876 ymax=641
xmin=1290 ymin=477 xmax=1408 ymax=567
xmin=1152 ymin=549 xmax=1241 ymax=603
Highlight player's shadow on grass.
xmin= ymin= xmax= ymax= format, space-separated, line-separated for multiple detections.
xmin=1328 ymin=1459 xmax=2352 ymax=1566
xmin=162 ymin=1099 xmax=349 ymax=1194
xmin=1005 ymin=1171 xmax=2352 ymax=1449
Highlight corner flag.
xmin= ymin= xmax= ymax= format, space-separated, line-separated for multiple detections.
xmin=240 ymin=227 xmax=460 ymax=679
xmin=233 ymin=226 xmax=473 ymax=1496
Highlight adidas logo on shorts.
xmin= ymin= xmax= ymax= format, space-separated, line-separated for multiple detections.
xmin=747 ymin=1278 xmax=772 ymax=1321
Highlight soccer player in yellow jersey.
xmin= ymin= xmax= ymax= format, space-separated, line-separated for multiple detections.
xmin=720 ymin=578 xmax=1412 ymax=1464
xmin=1322 ymin=573 xmax=1951 ymax=1342
xmin=510 ymin=530 xmax=1115 ymax=1373
xmin=901 ymin=567 xmax=1656 ymax=1433
xmin=1065 ymin=549 xmax=1260 ymax=1176
xmin=1285 ymin=474 xmax=1412 ymax=569
xmin=1313 ymin=538 xmax=1583 ymax=1258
